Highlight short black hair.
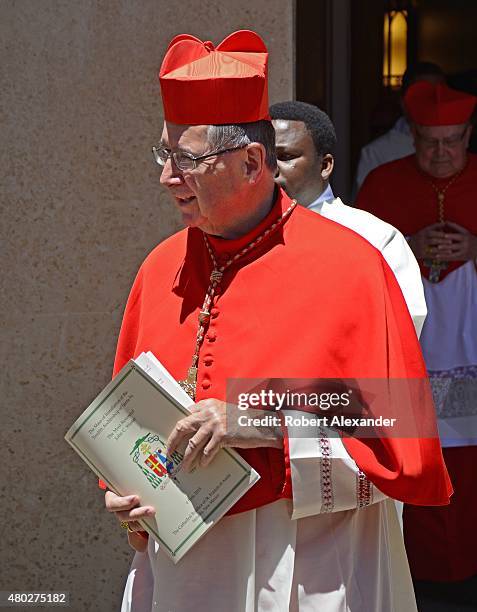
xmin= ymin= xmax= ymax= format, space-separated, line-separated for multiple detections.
xmin=269 ymin=100 xmax=337 ymax=158
xmin=401 ymin=62 xmax=444 ymax=95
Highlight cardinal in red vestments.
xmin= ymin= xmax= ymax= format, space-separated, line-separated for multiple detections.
xmin=356 ymin=81 xmax=477 ymax=602
xmin=104 ymin=32 xmax=451 ymax=612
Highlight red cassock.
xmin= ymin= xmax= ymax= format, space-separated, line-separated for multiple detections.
xmin=356 ymin=152 xmax=477 ymax=281
xmin=110 ymin=188 xmax=451 ymax=516
xmin=356 ymin=155 xmax=477 ymax=582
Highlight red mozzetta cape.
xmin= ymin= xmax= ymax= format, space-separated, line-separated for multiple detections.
xmin=356 ymin=153 xmax=477 ymax=281
xmin=111 ymin=188 xmax=451 ymax=514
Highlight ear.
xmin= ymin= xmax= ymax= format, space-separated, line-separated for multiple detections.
xmin=321 ymin=153 xmax=334 ymax=181
xmin=464 ymin=123 xmax=473 ymax=149
xmin=244 ymin=142 xmax=266 ymax=183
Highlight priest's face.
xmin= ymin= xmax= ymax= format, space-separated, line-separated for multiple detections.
xmin=273 ymin=119 xmax=330 ymax=207
xmin=159 ymin=122 xmax=254 ymax=237
xmin=412 ymin=123 xmax=471 ymax=179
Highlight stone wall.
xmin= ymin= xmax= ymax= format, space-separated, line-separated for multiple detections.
xmin=1 ymin=1 xmax=294 ymax=610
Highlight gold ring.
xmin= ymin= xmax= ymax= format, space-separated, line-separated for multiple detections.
xmin=120 ymin=521 xmax=134 ymax=533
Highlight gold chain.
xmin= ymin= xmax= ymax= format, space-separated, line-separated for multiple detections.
xmin=425 ymin=171 xmax=462 ymax=282
xmin=428 ymin=170 xmax=462 ymax=223
xmin=179 ymin=199 xmax=297 ymax=399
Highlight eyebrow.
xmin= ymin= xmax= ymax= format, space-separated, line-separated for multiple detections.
xmin=416 ymin=127 xmax=467 ymax=139
xmin=275 ymin=145 xmax=299 ymax=153
xmin=158 ymin=140 xmax=198 ymax=155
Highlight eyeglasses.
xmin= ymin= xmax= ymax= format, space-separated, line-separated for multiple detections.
xmin=152 ymin=144 xmax=246 ymax=172
xmin=415 ymin=127 xmax=468 ymax=150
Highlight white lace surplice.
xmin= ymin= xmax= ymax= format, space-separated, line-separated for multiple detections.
xmin=420 ymin=261 xmax=477 ymax=447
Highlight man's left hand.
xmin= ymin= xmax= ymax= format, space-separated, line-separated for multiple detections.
xmin=167 ymin=399 xmax=282 ymax=471
xmin=435 ymin=222 xmax=477 ymax=261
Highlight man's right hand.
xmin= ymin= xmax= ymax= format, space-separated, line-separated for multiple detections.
xmin=105 ymin=491 xmax=155 ymax=552
xmin=408 ymin=223 xmax=453 ymax=260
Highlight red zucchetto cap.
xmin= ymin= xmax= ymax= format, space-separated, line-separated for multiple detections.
xmin=404 ymin=81 xmax=476 ymax=126
xmin=159 ymin=30 xmax=270 ymax=125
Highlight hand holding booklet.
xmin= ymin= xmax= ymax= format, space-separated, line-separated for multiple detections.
xmin=64 ymin=351 xmax=259 ymax=563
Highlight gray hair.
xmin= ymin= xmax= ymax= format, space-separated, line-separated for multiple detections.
xmin=207 ymin=120 xmax=277 ymax=170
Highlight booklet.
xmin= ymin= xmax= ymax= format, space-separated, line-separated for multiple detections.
xmin=65 ymin=352 xmax=260 ymax=563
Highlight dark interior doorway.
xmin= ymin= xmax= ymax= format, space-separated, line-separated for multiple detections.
xmin=295 ymin=0 xmax=477 ymax=200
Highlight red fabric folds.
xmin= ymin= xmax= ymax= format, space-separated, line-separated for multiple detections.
xmin=404 ymin=446 xmax=477 ymax=581
xmin=108 ymin=188 xmax=451 ymax=512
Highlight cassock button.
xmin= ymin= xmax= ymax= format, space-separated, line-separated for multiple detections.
xmin=202 ymin=380 xmax=211 ymax=390
xmin=211 ymin=308 xmax=219 ymax=319
xmin=204 ymin=358 xmax=213 ymax=367
xmin=207 ymin=330 xmax=217 ymax=342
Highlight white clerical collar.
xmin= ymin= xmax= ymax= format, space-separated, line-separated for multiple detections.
xmin=307 ymin=184 xmax=335 ymax=213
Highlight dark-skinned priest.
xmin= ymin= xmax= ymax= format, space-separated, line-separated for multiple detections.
xmin=270 ymin=100 xmax=427 ymax=338
xmin=104 ymin=31 xmax=451 ymax=612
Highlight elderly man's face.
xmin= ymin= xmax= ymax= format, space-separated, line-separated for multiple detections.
xmin=273 ymin=119 xmax=325 ymax=207
xmin=412 ymin=123 xmax=471 ymax=179
xmin=159 ymin=122 xmax=249 ymax=236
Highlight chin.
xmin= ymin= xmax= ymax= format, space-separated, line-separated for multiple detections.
xmin=181 ymin=213 xmax=199 ymax=228
xmin=182 ymin=215 xmax=211 ymax=233
xmin=429 ymin=166 xmax=456 ymax=179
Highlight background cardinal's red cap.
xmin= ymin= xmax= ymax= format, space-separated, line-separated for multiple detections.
xmin=404 ymin=81 xmax=476 ymax=126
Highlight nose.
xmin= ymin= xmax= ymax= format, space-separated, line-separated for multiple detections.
xmin=159 ymin=158 xmax=184 ymax=187
xmin=435 ymin=140 xmax=446 ymax=157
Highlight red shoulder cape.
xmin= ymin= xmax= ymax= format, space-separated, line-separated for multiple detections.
xmin=103 ymin=189 xmax=451 ymax=511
